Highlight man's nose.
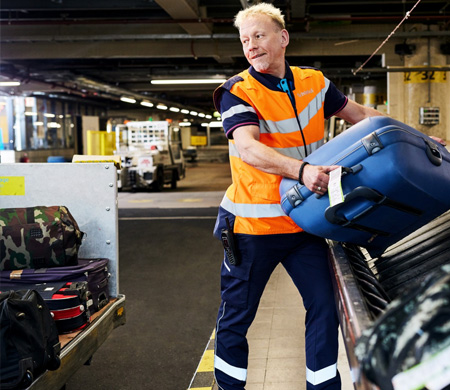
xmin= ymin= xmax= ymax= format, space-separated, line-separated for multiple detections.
xmin=247 ymin=38 xmax=257 ymax=50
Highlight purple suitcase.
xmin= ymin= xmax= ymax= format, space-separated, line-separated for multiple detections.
xmin=0 ymin=258 xmax=109 ymax=312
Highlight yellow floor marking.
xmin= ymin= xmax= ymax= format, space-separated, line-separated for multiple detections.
xmin=128 ymin=199 xmax=154 ymax=203
xmin=197 ymin=350 xmax=214 ymax=372
xmin=178 ymin=198 xmax=204 ymax=203
xmin=190 ymin=388 xmax=212 ymax=390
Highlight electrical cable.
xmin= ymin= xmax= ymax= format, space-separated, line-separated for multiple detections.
xmin=353 ymin=0 xmax=423 ymax=75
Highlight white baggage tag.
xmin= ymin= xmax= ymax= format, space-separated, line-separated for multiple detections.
xmin=328 ymin=166 xmax=344 ymax=207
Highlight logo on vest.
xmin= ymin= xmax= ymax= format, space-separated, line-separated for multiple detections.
xmin=297 ymin=88 xmax=314 ymax=98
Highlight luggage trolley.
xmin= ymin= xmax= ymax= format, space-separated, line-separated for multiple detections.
xmin=0 ymin=162 xmax=126 ymax=389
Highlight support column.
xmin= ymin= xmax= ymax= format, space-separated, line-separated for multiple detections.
xmin=387 ymin=29 xmax=448 ymax=140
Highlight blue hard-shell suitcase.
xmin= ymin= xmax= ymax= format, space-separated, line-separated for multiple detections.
xmin=280 ymin=116 xmax=450 ymax=257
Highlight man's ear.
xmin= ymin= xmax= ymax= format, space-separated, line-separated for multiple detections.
xmin=281 ymin=29 xmax=289 ymax=48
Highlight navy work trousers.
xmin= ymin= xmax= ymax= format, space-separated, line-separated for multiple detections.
xmin=214 ymin=232 xmax=341 ymax=390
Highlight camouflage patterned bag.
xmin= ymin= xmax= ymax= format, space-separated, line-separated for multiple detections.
xmin=0 ymin=206 xmax=84 ymax=271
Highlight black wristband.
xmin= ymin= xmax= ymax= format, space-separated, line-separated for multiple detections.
xmin=298 ymin=161 xmax=310 ymax=185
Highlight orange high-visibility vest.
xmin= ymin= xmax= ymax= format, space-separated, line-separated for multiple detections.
xmin=215 ymin=67 xmax=329 ymax=235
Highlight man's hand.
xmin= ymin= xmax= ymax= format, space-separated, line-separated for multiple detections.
xmin=430 ymin=136 xmax=447 ymax=146
xmin=302 ymin=164 xmax=340 ymax=196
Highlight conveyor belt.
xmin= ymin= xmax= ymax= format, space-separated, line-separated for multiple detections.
xmin=328 ymin=211 xmax=450 ymax=390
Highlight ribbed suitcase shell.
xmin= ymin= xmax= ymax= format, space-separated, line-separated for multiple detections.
xmin=280 ymin=117 xmax=450 ymax=257
xmin=0 ymin=258 xmax=109 ymax=312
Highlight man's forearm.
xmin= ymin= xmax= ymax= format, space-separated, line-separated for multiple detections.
xmin=235 ymin=135 xmax=302 ymax=179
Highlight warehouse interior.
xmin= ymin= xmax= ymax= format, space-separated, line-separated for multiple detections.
xmin=1 ymin=0 xmax=450 ymax=158
xmin=1 ymin=1 xmax=450 ymax=390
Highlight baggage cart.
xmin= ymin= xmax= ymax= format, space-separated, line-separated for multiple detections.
xmin=0 ymin=162 xmax=126 ymax=389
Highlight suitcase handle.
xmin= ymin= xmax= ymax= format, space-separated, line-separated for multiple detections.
xmin=424 ymin=139 xmax=442 ymax=166
xmin=324 ymin=186 xmax=422 ymax=235
xmin=283 ymin=164 xmax=363 ymax=211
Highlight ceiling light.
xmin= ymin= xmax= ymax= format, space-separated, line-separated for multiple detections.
xmin=120 ymin=96 xmax=136 ymax=104
xmin=151 ymin=78 xmax=226 ymax=85
xmin=205 ymin=115 xmax=212 ymax=119
xmin=179 ymin=122 xmax=191 ymax=127
xmin=140 ymin=100 xmax=154 ymax=107
xmin=208 ymin=121 xmax=223 ymax=128
xmin=170 ymin=107 xmax=180 ymax=112
xmin=24 ymin=111 xmax=37 ymax=116
xmin=44 ymin=113 xmax=55 ymax=118
xmin=156 ymin=104 xmax=168 ymax=110
xmin=181 ymin=109 xmax=189 ymax=114
xmin=190 ymin=111 xmax=198 ymax=116
xmin=198 ymin=113 xmax=206 ymax=118
xmin=0 ymin=81 xmax=21 ymax=86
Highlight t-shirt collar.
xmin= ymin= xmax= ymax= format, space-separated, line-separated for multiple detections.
xmin=248 ymin=60 xmax=294 ymax=92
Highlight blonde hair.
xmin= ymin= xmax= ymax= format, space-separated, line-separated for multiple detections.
xmin=234 ymin=2 xmax=285 ymax=31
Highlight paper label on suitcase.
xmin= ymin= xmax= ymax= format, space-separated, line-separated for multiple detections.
xmin=328 ymin=166 xmax=344 ymax=207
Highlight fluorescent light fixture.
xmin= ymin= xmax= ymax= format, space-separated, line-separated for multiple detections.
xmin=205 ymin=115 xmax=212 ymax=119
xmin=198 ymin=113 xmax=206 ymax=118
xmin=209 ymin=121 xmax=223 ymax=128
xmin=24 ymin=112 xmax=38 ymax=116
xmin=0 ymin=81 xmax=20 ymax=86
xmin=140 ymin=100 xmax=154 ymax=107
xmin=179 ymin=122 xmax=191 ymax=127
xmin=48 ymin=122 xmax=61 ymax=128
xmin=181 ymin=109 xmax=189 ymax=114
xmin=34 ymin=121 xmax=44 ymax=126
xmin=156 ymin=104 xmax=168 ymax=110
xmin=120 ymin=96 xmax=136 ymax=104
xmin=169 ymin=107 xmax=180 ymax=112
xmin=44 ymin=113 xmax=55 ymax=118
xmin=189 ymin=111 xmax=198 ymax=116
xmin=151 ymin=78 xmax=226 ymax=85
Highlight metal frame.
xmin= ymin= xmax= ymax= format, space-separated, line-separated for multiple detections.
xmin=328 ymin=241 xmax=379 ymax=390
xmin=0 ymin=162 xmax=119 ymax=296
xmin=0 ymin=162 xmax=125 ymax=389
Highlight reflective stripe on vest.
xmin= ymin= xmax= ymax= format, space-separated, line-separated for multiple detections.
xmin=221 ymin=67 xmax=327 ymax=235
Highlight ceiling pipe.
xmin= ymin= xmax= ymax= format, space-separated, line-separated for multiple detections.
xmin=3 ymin=30 xmax=450 ymax=44
xmin=352 ymin=66 xmax=450 ymax=73
xmin=2 ymin=14 xmax=450 ymax=26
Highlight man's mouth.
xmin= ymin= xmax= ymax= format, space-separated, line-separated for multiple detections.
xmin=251 ymin=53 xmax=265 ymax=60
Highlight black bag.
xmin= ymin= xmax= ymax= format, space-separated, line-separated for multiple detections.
xmin=0 ymin=289 xmax=61 ymax=389
xmin=355 ymin=265 xmax=450 ymax=390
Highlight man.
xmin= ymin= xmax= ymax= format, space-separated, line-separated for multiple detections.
xmin=212 ymin=3 xmax=383 ymax=390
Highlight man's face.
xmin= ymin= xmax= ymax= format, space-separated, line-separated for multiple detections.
xmin=239 ymin=14 xmax=288 ymax=78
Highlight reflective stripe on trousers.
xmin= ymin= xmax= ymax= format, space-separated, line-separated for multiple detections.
xmin=214 ymin=232 xmax=341 ymax=390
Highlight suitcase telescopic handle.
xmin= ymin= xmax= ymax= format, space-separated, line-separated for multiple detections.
xmin=324 ymin=186 xmax=423 ymax=235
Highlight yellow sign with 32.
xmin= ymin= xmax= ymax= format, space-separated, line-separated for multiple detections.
xmin=404 ymin=70 xmax=447 ymax=83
